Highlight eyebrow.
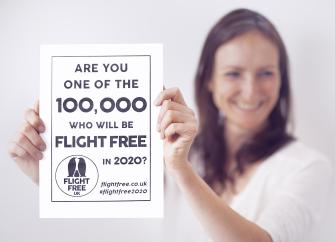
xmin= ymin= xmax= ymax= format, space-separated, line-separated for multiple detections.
xmin=219 ymin=66 xmax=244 ymax=71
xmin=258 ymin=65 xmax=278 ymax=69
xmin=220 ymin=65 xmax=277 ymax=70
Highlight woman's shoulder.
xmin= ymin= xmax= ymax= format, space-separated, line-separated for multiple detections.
xmin=255 ymin=141 xmax=334 ymax=242
xmin=264 ymin=139 xmax=334 ymax=177
xmin=275 ymin=140 xmax=328 ymax=159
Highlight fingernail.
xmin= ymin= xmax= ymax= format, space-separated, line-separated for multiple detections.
xmin=40 ymin=143 xmax=46 ymax=151
xmin=37 ymin=152 xmax=43 ymax=160
xmin=154 ymin=94 xmax=162 ymax=105
xmin=39 ymin=125 xmax=45 ymax=132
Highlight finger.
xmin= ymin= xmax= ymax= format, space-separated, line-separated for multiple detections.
xmin=157 ymin=100 xmax=194 ymax=131
xmin=8 ymin=141 xmax=27 ymax=158
xmin=154 ymin=87 xmax=186 ymax=106
xmin=164 ymin=123 xmax=183 ymax=141
xmin=159 ymin=110 xmax=194 ymax=139
xmin=34 ymin=100 xmax=39 ymax=114
xmin=164 ymin=122 xmax=197 ymax=142
xmin=8 ymin=141 xmax=38 ymax=162
xmin=14 ymin=134 xmax=43 ymax=161
xmin=11 ymin=145 xmax=39 ymax=184
xmin=25 ymin=108 xmax=45 ymax=133
xmin=21 ymin=122 xmax=46 ymax=151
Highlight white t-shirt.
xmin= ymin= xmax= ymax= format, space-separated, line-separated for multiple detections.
xmin=162 ymin=140 xmax=334 ymax=242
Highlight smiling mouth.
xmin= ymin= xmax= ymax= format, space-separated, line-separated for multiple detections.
xmin=235 ymin=101 xmax=263 ymax=111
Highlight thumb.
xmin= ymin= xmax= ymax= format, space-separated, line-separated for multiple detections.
xmin=34 ymin=99 xmax=39 ymax=114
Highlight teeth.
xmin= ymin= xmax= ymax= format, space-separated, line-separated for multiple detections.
xmin=237 ymin=102 xmax=261 ymax=110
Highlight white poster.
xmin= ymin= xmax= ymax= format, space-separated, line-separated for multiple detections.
xmin=39 ymin=44 xmax=164 ymax=218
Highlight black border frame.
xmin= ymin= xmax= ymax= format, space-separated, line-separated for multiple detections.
xmin=51 ymin=55 xmax=152 ymax=203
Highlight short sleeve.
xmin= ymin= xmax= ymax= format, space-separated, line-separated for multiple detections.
xmin=256 ymin=158 xmax=334 ymax=242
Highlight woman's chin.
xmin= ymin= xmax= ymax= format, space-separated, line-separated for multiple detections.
xmin=229 ymin=118 xmax=267 ymax=134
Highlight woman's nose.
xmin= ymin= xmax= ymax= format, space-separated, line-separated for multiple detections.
xmin=241 ymin=75 xmax=259 ymax=101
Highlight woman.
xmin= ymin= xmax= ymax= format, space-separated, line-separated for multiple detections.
xmin=9 ymin=8 xmax=333 ymax=242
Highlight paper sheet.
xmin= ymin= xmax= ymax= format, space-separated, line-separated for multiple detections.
xmin=39 ymin=44 xmax=164 ymax=218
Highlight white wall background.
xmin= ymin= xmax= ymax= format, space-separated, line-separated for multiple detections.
xmin=0 ymin=0 xmax=334 ymax=241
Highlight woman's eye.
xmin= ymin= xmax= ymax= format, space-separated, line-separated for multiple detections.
xmin=259 ymin=71 xmax=273 ymax=77
xmin=225 ymin=72 xmax=240 ymax=78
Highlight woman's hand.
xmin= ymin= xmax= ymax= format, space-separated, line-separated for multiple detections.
xmin=8 ymin=100 xmax=46 ymax=184
xmin=154 ymin=87 xmax=198 ymax=173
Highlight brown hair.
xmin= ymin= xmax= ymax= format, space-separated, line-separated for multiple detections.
xmin=191 ymin=8 xmax=294 ymax=194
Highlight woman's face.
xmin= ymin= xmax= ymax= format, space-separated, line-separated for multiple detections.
xmin=208 ymin=30 xmax=281 ymax=133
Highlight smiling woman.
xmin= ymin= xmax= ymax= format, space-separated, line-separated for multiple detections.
xmin=192 ymin=8 xmax=293 ymax=196
xmin=154 ymin=8 xmax=333 ymax=242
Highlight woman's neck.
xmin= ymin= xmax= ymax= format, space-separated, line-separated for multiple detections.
xmin=224 ymin=121 xmax=263 ymax=163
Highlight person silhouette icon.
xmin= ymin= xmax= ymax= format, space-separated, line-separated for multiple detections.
xmin=67 ymin=157 xmax=85 ymax=177
xmin=78 ymin=157 xmax=86 ymax=177
xmin=67 ymin=157 xmax=76 ymax=177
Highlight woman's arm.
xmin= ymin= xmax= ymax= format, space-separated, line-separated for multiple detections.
xmin=155 ymin=87 xmax=272 ymax=242
xmin=170 ymin=160 xmax=272 ymax=242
